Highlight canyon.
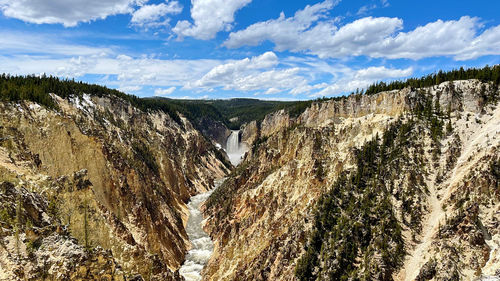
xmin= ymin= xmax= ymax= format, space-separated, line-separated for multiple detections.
xmin=0 ymin=73 xmax=499 ymax=281
xmin=0 ymin=93 xmax=229 ymax=280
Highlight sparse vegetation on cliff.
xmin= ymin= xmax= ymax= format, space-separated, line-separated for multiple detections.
xmin=294 ymin=88 xmax=475 ymax=280
xmin=296 ymin=121 xmax=410 ymax=280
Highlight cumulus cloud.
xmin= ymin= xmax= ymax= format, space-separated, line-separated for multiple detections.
xmin=289 ymin=82 xmax=328 ymax=95
xmin=188 ymin=51 xmax=278 ymax=88
xmin=447 ymin=24 xmax=500 ymax=60
xmin=130 ymin=1 xmax=182 ymax=28
xmin=0 ymin=47 xmax=416 ymax=98
xmin=0 ymin=0 xmax=144 ymax=27
xmin=173 ymin=0 xmax=252 ymax=40
xmin=229 ymin=68 xmax=304 ymax=92
xmin=354 ymin=66 xmax=413 ymax=80
xmin=154 ymin=86 xmax=177 ymax=96
xmin=223 ymin=0 xmax=338 ymax=50
xmin=188 ymin=52 xmax=329 ymax=95
xmin=264 ymin=88 xmax=283 ymax=95
xmin=225 ymin=1 xmax=500 ymax=61
xmin=316 ymin=66 xmax=413 ymax=96
xmin=378 ymin=17 xmax=479 ymax=60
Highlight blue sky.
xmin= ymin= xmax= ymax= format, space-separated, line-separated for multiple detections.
xmin=1 ymin=0 xmax=499 ymax=100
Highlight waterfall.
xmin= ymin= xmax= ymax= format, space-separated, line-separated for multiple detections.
xmin=226 ymin=130 xmax=246 ymax=166
xmin=226 ymin=130 xmax=240 ymax=153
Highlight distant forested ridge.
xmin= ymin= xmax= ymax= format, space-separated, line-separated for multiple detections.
xmin=1 ymin=65 xmax=499 ymax=129
xmin=0 ymin=74 xmax=312 ymax=129
xmin=150 ymin=98 xmax=314 ymax=129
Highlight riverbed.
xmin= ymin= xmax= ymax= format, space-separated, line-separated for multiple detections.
xmin=179 ymin=180 xmax=223 ymax=280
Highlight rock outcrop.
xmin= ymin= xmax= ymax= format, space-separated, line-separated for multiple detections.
xmin=193 ymin=116 xmax=231 ymax=148
xmin=240 ymin=120 xmax=258 ymax=147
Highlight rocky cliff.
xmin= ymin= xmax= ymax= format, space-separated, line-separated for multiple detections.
xmin=0 ymin=93 xmax=229 ymax=280
xmin=191 ymin=116 xmax=231 ymax=149
xmin=203 ymin=80 xmax=500 ymax=281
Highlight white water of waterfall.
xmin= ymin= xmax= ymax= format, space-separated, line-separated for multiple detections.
xmin=179 ymin=180 xmax=223 ymax=281
xmin=226 ymin=130 xmax=246 ymax=166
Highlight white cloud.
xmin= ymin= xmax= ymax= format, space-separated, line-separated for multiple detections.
xmin=116 ymin=54 xmax=133 ymax=60
xmin=316 ymin=66 xmax=413 ymax=96
xmin=289 ymin=82 xmax=328 ymax=95
xmin=447 ymin=23 xmax=500 ymax=60
xmin=0 ymin=0 xmax=145 ymax=27
xmin=0 ymin=47 xmax=417 ymax=98
xmin=0 ymin=31 xmax=112 ymax=56
xmin=0 ymin=27 xmax=417 ymax=98
xmin=189 ymin=53 xmax=333 ymax=96
xmin=119 ymin=85 xmax=143 ymax=92
xmin=131 ymin=1 xmax=182 ymax=28
xmin=173 ymin=0 xmax=252 ymax=40
xmin=186 ymin=52 xmax=332 ymax=95
xmin=188 ymin=51 xmax=278 ymax=88
xmin=354 ymin=66 xmax=413 ymax=80
xmin=175 ymin=94 xmax=209 ymax=100
xmin=0 ymin=52 xmax=222 ymax=95
xmin=379 ymin=17 xmax=479 ymax=60
xmin=264 ymin=88 xmax=283 ymax=95
xmin=357 ymin=4 xmax=377 ymax=16
xmin=225 ymin=1 xmax=500 ymax=61
xmin=223 ymin=0 xmax=338 ymax=50
xmin=154 ymin=86 xmax=176 ymax=96
xmin=229 ymin=68 xmax=304 ymax=92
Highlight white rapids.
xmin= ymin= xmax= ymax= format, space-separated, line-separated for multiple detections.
xmin=179 ymin=180 xmax=223 ymax=281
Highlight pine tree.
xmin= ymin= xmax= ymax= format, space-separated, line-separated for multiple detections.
xmin=446 ymin=119 xmax=453 ymax=135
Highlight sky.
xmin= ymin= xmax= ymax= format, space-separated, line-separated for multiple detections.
xmin=1 ymin=0 xmax=500 ymax=100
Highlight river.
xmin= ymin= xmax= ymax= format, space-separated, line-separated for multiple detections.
xmin=179 ymin=180 xmax=223 ymax=281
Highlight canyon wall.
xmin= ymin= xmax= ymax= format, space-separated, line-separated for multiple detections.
xmin=192 ymin=116 xmax=231 ymax=148
xmin=0 ymin=93 xmax=229 ymax=280
xmin=203 ymin=80 xmax=500 ymax=281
